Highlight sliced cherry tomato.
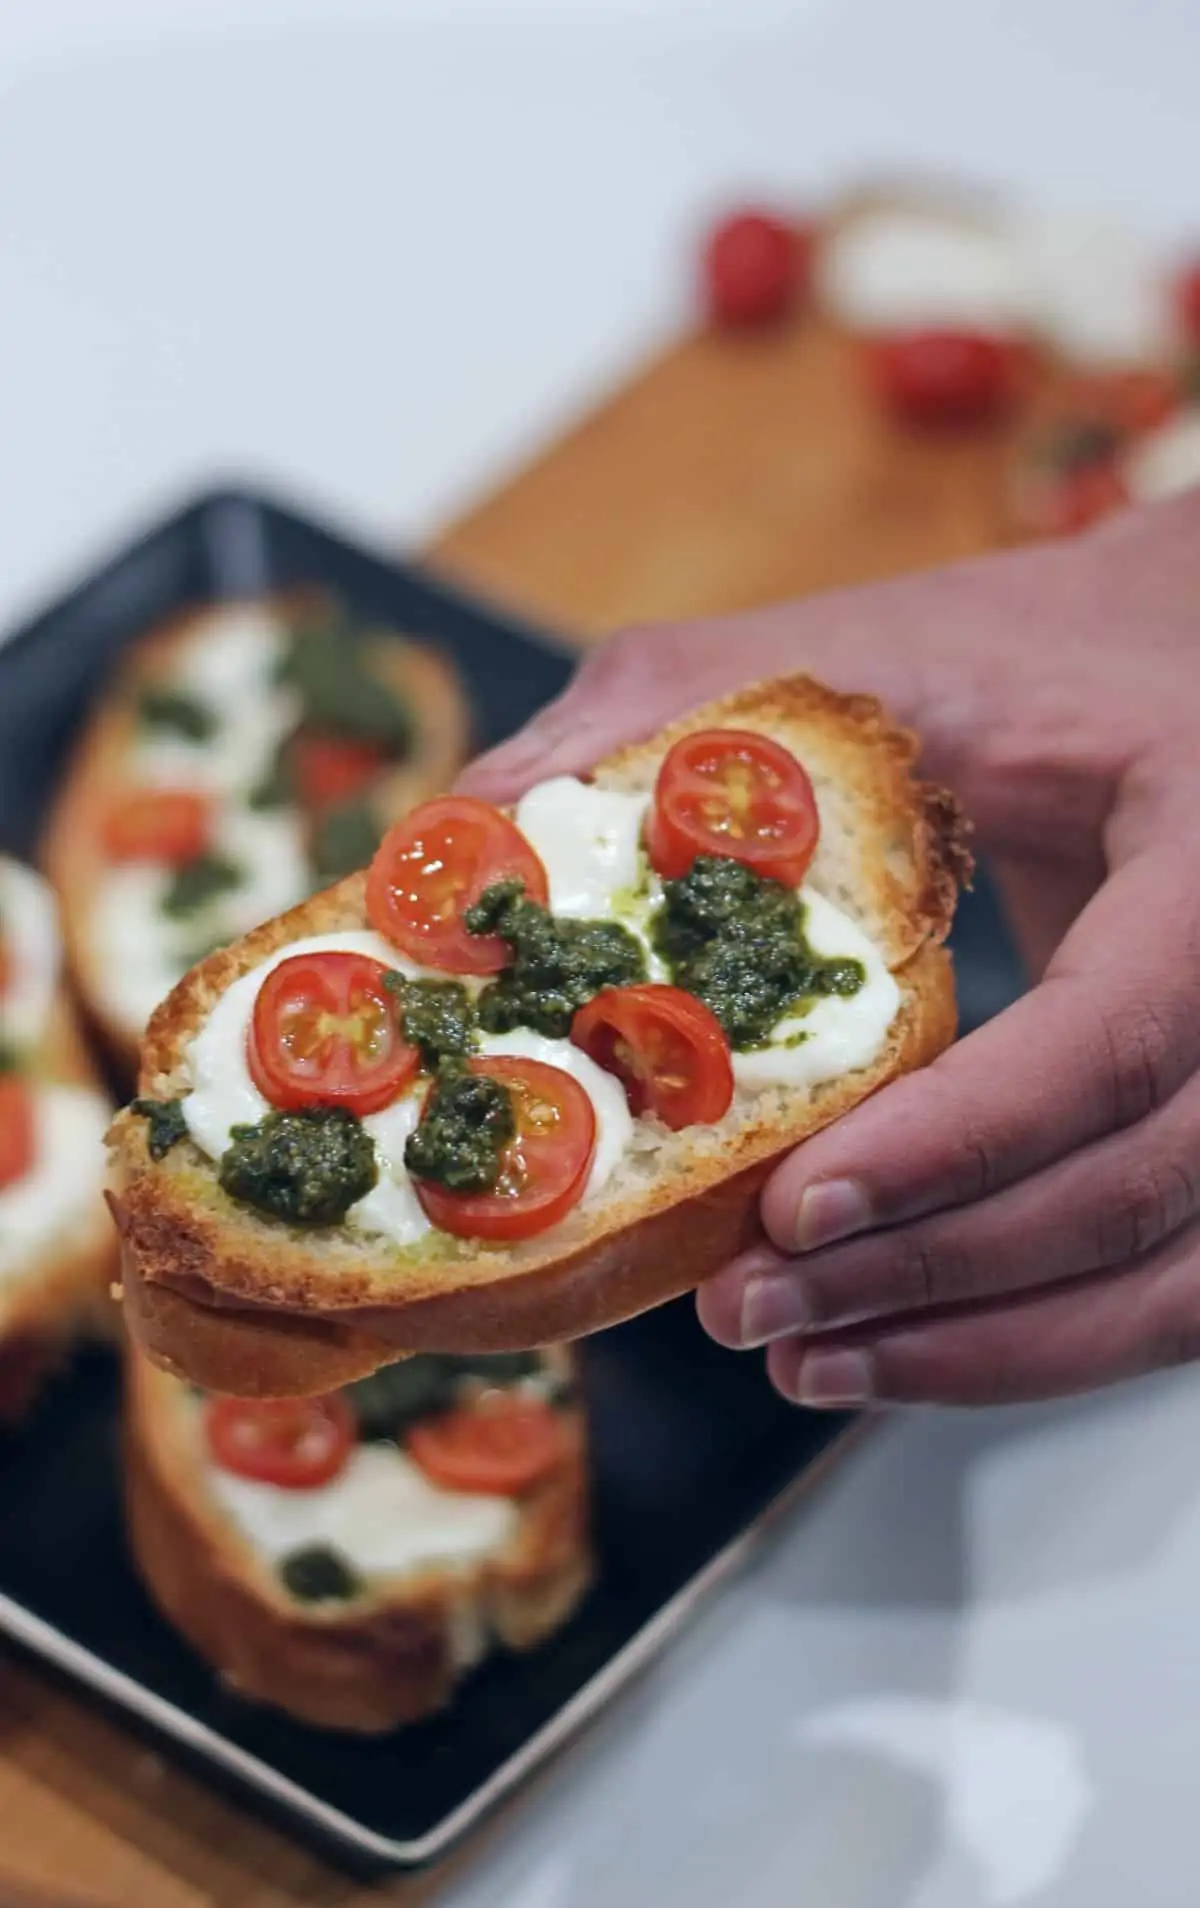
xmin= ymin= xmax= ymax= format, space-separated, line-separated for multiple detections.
xmin=868 ymin=328 xmax=1023 ymax=427
xmin=703 ymin=210 xmax=811 ymax=328
xmin=412 ymin=1056 xmax=596 ymax=1243
xmin=291 ymin=732 xmax=386 ymax=813
xmin=572 ymin=983 xmax=733 ymax=1130
xmin=406 ymin=1391 xmax=567 ymax=1495
xmin=646 ymin=727 xmax=818 ymax=885
xmin=1061 ymin=367 xmax=1180 ymax=439
xmin=102 ymin=788 xmax=211 ymax=865
xmin=1175 ymin=261 xmax=1200 ymax=346
xmin=248 ymin=950 xmax=419 ymax=1115
xmin=0 ymin=1074 xmax=35 ymax=1191
xmin=1041 ymin=462 xmax=1130 ymax=536
xmin=366 ymin=796 xmax=549 ymax=976
xmin=204 ymin=1393 xmax=355 ymax=1489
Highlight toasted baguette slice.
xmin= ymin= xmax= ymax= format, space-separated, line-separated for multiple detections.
xmin=0 ymin=985 xmax=118 ymax=1422
xmin=43 ymin=594 xmax=470 ymax=1077
xmin=109 ymin=674 xmax=970 ymax=1396
xmin=125 ymin=1347 xmax=592 ymax=1732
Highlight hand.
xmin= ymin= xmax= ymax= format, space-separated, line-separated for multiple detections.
xmin=461 ymin=495 xmax=1200 ymax=1408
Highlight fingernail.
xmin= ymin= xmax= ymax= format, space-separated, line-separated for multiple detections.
xmin=793 ymin=1179 xmax=872 ymax=1253
xmin=741 ymin=1272 xmax=811 ymax=1347
xmin=792 ymin=1347 xmax=874 ymax=1408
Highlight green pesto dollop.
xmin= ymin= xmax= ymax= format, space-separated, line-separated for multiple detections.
xmin=466 ymin=879 xmax=646 ymax=1039
xmin=383 ymin=973 xmax=478 ymax=1067
xmin=161 ymin=852 xmax=243 ymax=920
xmin=279 ymin=1544 xmax=362 ymax=1604
xmin=309 ymin=797 xmax=383 ymax=883
xmin=131 ymin=1095 xmax=189 ymax=1160
xmin=347 ymin=1351 xmax=549 ymax=1440
xmin=277 ymin=617 xmax=414 ymax=755
xmin=137 ymin=685 xmax=218 ymax=742
xmin=651 ymin=855 xmax=864 ymax=1050
xmin=219 ymin=1107 xmax=377 ymax=1226
xmin=404 ymin=1064 xmax=515 ymax=1194
xmin=0 ymin=1037 xmax=18 ymax=1075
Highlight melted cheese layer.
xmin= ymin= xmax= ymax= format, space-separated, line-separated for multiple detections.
xmin=0 ymin=1085 xmax=110 ymax=1291
xmin=0 ymin=857 xmax=61 ymax=1053
xmin=208 ymin=1440 xmax=518 ymax=1581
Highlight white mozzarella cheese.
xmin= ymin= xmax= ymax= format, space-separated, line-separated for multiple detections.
xmin=0 ymin=857 xmax=62 ymax=1053
xmin=0 ymin=1085 xmax=110 ymax=1297
xmin=1019 ymin=212 xmax=1174 ymax=365
xmin=730 ymin=890 xmax=900 ymax=1091
xmin=207 ymin=1441 xmax=518 ymax=1581
xmin=819 ymin=207 xmax=1031 ymax=335
xmin=515 ymin=777 xmax=649 ymax=918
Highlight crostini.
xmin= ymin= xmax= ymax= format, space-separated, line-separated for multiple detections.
xmin=126 ymin=1344 xmax=591 ymax=1731
xmin=43 ymin=595 xmax=469 ymax=1074
xmin=0 ymin=855 xmax=116 ymax=1418
xmin=109 ymin=674 xmax=971 ymax=1397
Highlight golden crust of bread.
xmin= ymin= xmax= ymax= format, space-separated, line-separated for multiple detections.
xmin=41 ymin=593 xmax=470 ymax=1078
xmin=124 ymin=1350 xmax=592 ymax=1733
xmin=109 ymin=673 xmax=970 ymax=1395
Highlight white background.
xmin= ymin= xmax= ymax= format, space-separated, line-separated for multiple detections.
xmin=3 ymin=4 xmax=1200 ymax=1903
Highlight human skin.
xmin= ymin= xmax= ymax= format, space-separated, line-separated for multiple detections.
xmin=459 ymin=494 xmax=1200 ymax=1409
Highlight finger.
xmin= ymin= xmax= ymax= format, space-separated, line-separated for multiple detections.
xmin=702 ymin=1071 xmax=1200 ymax=1345
xmin=760 ymin=841 xmax=1200 ymax=1257
xmin=456 ymin=624 xmax=692 ymax=804
xmin=765 ymin=1218 xmax=1200 ymax=1408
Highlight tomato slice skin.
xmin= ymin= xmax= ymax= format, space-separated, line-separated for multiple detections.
xmin=646 ymin=727 xmax=819 ymax=885
xmin=1177 ymin=262 xmax=1200 ymax=346
xmin=572 ymin=983 xmax=734 ymax=1130
xmin=366 ymin=797 xmax=549 ymax=975
xmin=292 ymin=733 xmax=386 ymax=813
xmin=868 ymin=328 xmax=1023 ymax=427
xmin=205 ymin=1393 xmax=355 ymax=1489
xmin=406 ymin=1392 xmax=567 ymax=1495
xmin=412 ymin=1056 xmax=597 ymax=1243
xmin=703 ymin=210 xmax=810 ymax=328
xmin=102 ymin=789 xmax=211 ymax=865
xmin=0 ymin=1075 xmax=35 ymax=1191
xmin=248 ymin=950 xmax=419 ymax=1116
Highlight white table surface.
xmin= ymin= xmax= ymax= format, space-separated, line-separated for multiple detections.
xmin=2 ymin=5 xmax=1198 ymax=1902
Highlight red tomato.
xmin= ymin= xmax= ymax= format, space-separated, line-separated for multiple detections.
xmin=646 ymin=727 xmax=819 ymax=885
xmin=572 ymin=984 xmax=733 ymax=1130
xmin=406 ymin=1392 xmax=567 ymax=1495
xmin=1175 ymin=261 xmax=1200 ymax=346
xmin=291 ymin=733 xmax=386 ymax=812
xmin=247 ymin=950 xmax=419 ymax=1115
xmin=1063 ymin=367 xmax=1180 ymax=438
xmin=0 ymin=1074 xmax=35 ymax=1191
xmin=704 ymin=211 xmax=810 ymax=328
xmin=204 ymin=1393 xmax=355 ymax=1489
xmin=868 ymin=328 xmax=1022 ymax=427
xmin=102 ymin=789 xmax=211 ymax=865
xmin=366 ymin=797 xmax=549 ymax=976
xmin=412 ymin=1057 xmax=596 ymax=1243
xmin=1042 ymin=462 xmax=1130 ymax=537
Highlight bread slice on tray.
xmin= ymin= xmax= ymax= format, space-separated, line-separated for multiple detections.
xmin=0 ymin=856 xmax=117 ymax=1420
xmin=43 ymin=593 xmax=469 ymax=1076
xmin=109 ymin=674 xmax=971 ymax=1398
xmin=125 ymin=1343 xmax=591 ymax=1732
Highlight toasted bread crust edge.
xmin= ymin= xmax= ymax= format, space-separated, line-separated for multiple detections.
xmin=110 ymin=673 xmax=969 ymax=1392
xmin=41 ymin=594 xmax=470 ymax=1078
xmin=124 ymin=1354 xmax=593 ymax=1732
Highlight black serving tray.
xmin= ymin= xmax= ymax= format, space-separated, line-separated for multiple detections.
xmin=0 ymin=486 xmax=1025 ymax=1865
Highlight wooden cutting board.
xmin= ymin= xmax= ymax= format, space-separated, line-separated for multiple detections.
xmin=0 ymin=312 xmax=1024 ymax=1908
